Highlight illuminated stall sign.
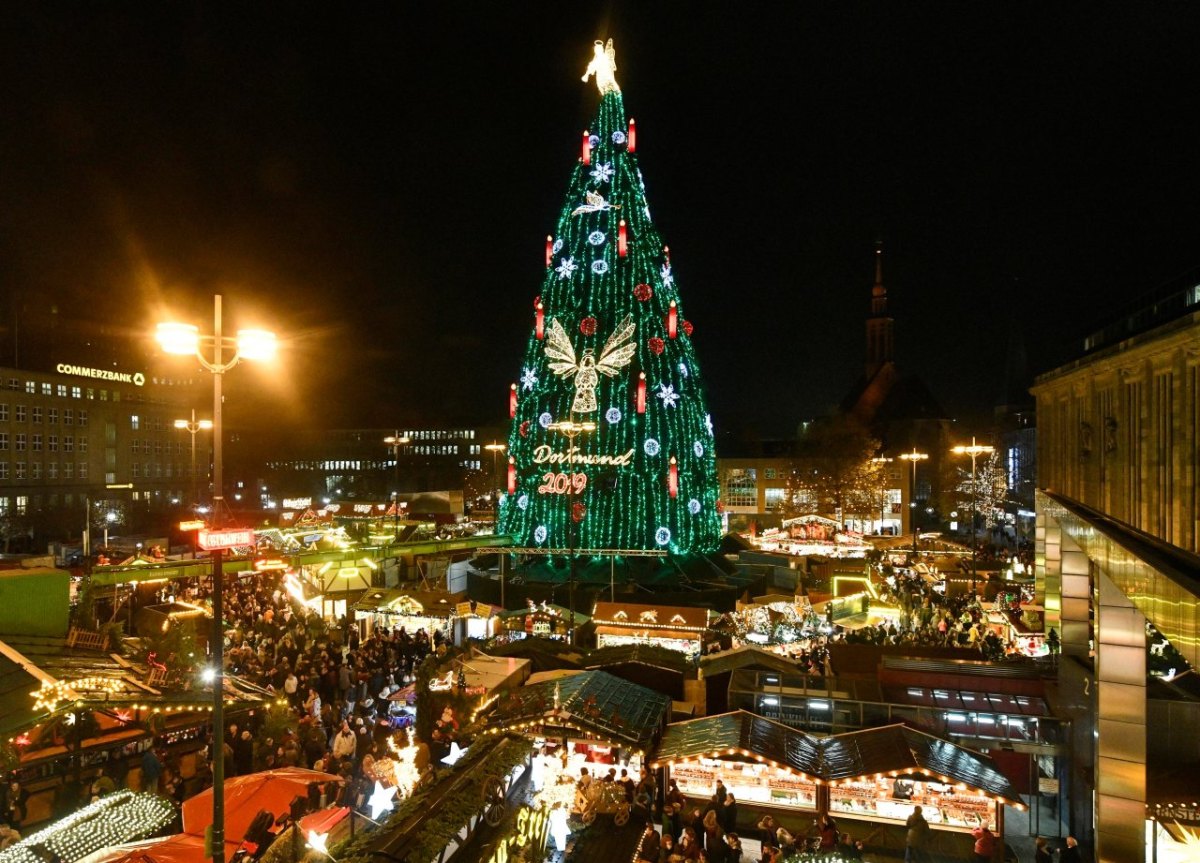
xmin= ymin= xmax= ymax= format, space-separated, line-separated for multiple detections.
xmin=486 ymin=805 xmax=550 ymax=863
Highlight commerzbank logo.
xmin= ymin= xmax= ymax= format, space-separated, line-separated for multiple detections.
xmin=56 ymin=363 xmax=146 ymax=386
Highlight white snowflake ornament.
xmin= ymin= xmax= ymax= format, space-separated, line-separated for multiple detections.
xmin=520 ymin=366 xmax=539 ymax=391
xmin=656 ymin=383 xmax=680 ymax=408
xmin=660 ymin=263 xmax=674 ymax=288
xmin=555 ymin=257 xmax=577 ymax=280
xmin=590 ymin=162 xmax=614 ymax=184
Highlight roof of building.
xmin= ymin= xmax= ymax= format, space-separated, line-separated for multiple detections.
xmin=352 ymin=589 xmax=465 ymax=616
xmin=485 ymin=670 xmax=671 ymax=749
xmin=585 ymin=643 xmax=693 ymax=674
xmin=591 ymin=601 xmax=710 ymax=631
xmin=651 ymin=710 xmax=823 ymax=777
xmin=841 ymin=365 xmax=949 ymax=427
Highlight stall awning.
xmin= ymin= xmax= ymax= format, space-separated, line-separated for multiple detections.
xmin=591 ymin=601 xmax=710 ymax=633
xmin=650 ymin=713 xmax=1025 ymax=806
xmin=352 ymin=589 xmax=464 ymax=617
xmin=820 ymin=724 xmax=1024 ymax=804
xmin=485 ymin=670 xmax=671 ymax=750
xmin=651 ymin=710 xmax=822 ymax=779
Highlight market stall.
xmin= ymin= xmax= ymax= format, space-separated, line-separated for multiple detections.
xmin=591 ymin=601 xmax=712 ymax=656
xmin=495 ymin=601 xmax=584 ymax=642
xmin=481 ymin=670 xmax=672 ymax=811
xmin=650 ymin=711 xmax=821 ymax=811
xmin=453 ymin=600 xmax=501 ymax=643
xmin=353 ymin=589 xmax=464 ymax=639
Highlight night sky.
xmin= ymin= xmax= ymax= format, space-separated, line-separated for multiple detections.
xmin=3 ymin=5 xmax=1199 ymax=436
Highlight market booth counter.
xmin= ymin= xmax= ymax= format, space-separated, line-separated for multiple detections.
xmin=591 ymin=601 xmax=713 ymax=657
xmin=650 ymin=712 xmax=1025 ymax=853
xmin=480 ymin=670 xmax=672 ymax=812
xmin=353 ymin=589 xmax=464 ymax=641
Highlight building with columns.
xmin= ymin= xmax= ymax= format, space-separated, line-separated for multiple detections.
xmin=1032 ymin=279 xmax=1200 ymax=862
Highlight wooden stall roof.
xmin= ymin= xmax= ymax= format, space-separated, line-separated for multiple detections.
xmin=591 ymin=601 xmax=710 ymax=632
xmin=585 ymin=643 xmax=693 ymax=675
xmin=650 ymin=712 xmax=1025 ymax=806
xmin=351 ymin=589 xmax=465 ymax=617
xmin=487 ymin=670 xmax=671 ymax=749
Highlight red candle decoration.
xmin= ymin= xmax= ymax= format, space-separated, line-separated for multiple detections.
xmin=618 ymin=219 xmax=628 ymax=257
xmin=637 ymin=372 xmax=647 ymax=414
xmin=536 ymin=302 xmax=545 ymax=340
xmin=582 ymin=130 xmax=591 ymax=166
xmin=545 ymin=235 xmax=553 ymax=267
xmin=667 ymin=300 xmax=678 ymax=339
xmin=628 ymin=118 xmax=637 ymax=153
xmin=668 ymin=456 xmax=678 ymax=498
xmin=507 ymin=457 xmax=517 ymax=494
xmin=509 ymin=383 xmax=518 ymax=418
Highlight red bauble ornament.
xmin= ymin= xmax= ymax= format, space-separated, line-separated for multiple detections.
xmin=682 ymin=320 xmax=694 ymax=336
xmin=716 ymin=500 xmax=725 ymax=513
xmin=648 ymin=337 xmax=665 ymax=355
xmin=572 ymin=501 xmax=587 ymax=523
xmin=579 ymin=316 xmax=598 ymax=336
xmin=519 ymin=421 xmax=530 ymax=438
xmin=633 ymin=283 xmax=653 ymax=301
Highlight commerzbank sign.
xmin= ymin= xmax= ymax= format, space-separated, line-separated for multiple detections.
xmin=56 ymin=363 xmax=145 ymax=387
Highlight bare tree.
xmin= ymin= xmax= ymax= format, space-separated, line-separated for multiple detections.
xmin=781 ymin=415 xmax=882 ymax=522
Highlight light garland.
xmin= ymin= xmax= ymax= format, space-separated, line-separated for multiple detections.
xmin=32 ymin=677 xmax=124 ymax=712
xmin=0 ymin=791 xmax=174 ymax=863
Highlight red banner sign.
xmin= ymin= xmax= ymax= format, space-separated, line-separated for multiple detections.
xmin=198 ymin=528 xmax=255 ymax=550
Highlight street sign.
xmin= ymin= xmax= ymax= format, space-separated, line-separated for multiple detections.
xmin=179 ymin=520 xmax=206 ymax=531
xmin=198 ymin=528 xmax=255 ymax=551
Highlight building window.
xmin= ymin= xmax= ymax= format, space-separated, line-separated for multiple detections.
xmin=154 ymin=440 xmax=162 ymax=455
xmin=132 ymin=463 xmax=140 ymax=479
xmin=7 ymin=378 xmax=19 ymax=391
xmin=15 ymin=496 xmax=27 ymax=514
xmin=78 ymin=436 xmax=87 ymax=453
xmin=87 ymin=388 xmax=94 ymax=400
xmin=32 ymin=407 xmax=42 ymax=424
xmin=47 ymin=408 xmax=56 ymax=424
xmin=63 ymin=437 xmax=73 ymax=453
xmin=72 ymin=386 xmax=81 ymax=398
xmin=63 ymin=409 xmax=73 ymax=426
xmin=79 ymin=410 xmax=88 ymax=427
xmin=31 ymin=434 xmax=41 ymax=452
xmin=47 ymin=463 xmax=57 ymax=480
xmin=48 ymin=435 xmax=57 ymax=452
xmin=765 ymin=468 xmax=778 ymax=480
xmin=23 ymin=381 xmax=34 ymax=394
xmin=0 ymin=404 xmax=6 ymax=421
xmin=100 ymin=390 xmax=108 ymax=401
xmin=56 ymin=385 xmax=67 ymax=397
xmin=15 ymin=406 xmax=25 ymax=422
xmin=0 ymin=464 xmax=6 ymax=480
xmin=131 ymin=439 xmax=139 ymax=454
xmin=78 ymin=462 xmax=88 ymax=479
xmin=15 ymin=434 xmax=25 ymax=452
xmin=764 ymin=488 xmax=786 ymax=511
xmin=131 ymin=415 xmax=139 ymax=430
xmin=63 ymin=462 xmax=73 ymax=479
xmin=15 ymin=463 xmax=25 ymax=480
xmin=0 ymin=433 xmax=7 ymax=451
xmin=31 ymin=463 xmax=41 ymax=480
xmin=41 ymin=383 xmax=52 ymax=395
xmin=724 ymin=468 xmax=758 ymax=508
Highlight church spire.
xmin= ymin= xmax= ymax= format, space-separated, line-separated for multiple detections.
xmin=865 ymin=240 xmax=894 ymax=377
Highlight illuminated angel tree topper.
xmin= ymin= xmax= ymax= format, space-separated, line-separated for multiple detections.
xmin=500 ymin=41 xmax=721 ymax=554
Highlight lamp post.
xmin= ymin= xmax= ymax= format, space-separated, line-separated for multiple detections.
xmin=952 ymin=437 xmax=995 ymax=599
xmin=157 ymin=295 xmax=276 ymax=863
xmin=546 ymin=420 xmax=595 ymax=645
xmin=383 ymin=433 xmax=410 ymax=539
xmin=484 ymin=443 xmax=506 ymax=520
xmin=897 ymin=449 xmax=929 ymax=555
xmin=174 ymin=410 xmax=214 ymax=514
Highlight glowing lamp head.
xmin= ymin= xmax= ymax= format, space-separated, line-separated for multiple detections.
xmin=173 ymin=419 xmax=189 ymax=429
xmin=156 ymin=322 xmax=200 ymax=355
xmin=236 ymin=328 xmax=277 ymax=361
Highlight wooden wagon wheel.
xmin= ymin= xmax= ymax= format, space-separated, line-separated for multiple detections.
xmin=481 ymin=774 xmax=507 ymax=827
xmin=613 ymin=804 xmax=630 ymax=827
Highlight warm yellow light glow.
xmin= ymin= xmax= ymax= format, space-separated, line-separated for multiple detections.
xmin=236 ymin=328 xmax=277 ymax=361
xmin=174 ymin=419 xmax=189 ymax=429
xmin=198 ymin=419 xmax=213 ymax=429
xmin=156 ymin=323 xmax=199 ymax=355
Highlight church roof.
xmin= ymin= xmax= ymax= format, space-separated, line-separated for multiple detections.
xmin=840 ymin=364 xmax=948 ymax=426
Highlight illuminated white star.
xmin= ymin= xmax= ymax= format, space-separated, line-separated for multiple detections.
xmin=64 ymin=713 xmax=77 ymax=726
xmin=441 ymin=742 xmax=468 ymax=766
xmin=656 ymin=383 xmax=679 ymax=408
xmin=306 ymin=830 xmax=330 ymax=857
xmin=366 ymin=781 xmax=398 ymax=820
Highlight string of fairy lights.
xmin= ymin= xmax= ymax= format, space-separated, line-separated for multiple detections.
xmin=0 ymin=791 xmax=175 ymax=863
xmin=500 ymin=89 xmax=722 ymax=554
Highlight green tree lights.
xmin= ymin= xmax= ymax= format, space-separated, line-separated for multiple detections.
xmin=499 ymin=53 xmax=720 ymax=555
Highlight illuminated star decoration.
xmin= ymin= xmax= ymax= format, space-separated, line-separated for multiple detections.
xmin=441 ymin=742 xmax=468 ymax=766
xmin=660 ymin=263 xmax=674 ymax=288
xmin=306 ymin=831 xmax=331 ymax=858
xmin=64 ymin=712 xmax=77 ymax=726
xmin=555 ymin=257 xmax=577 ymax=280
xmin=656 ymin=383 xmax=680 ymax=408
xmin=520 ymin=366 xmax=538 ymax=391
xmin=367 ymin=781 xmax=398 ymax=820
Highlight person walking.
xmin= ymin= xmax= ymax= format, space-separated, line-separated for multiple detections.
xmin=971 ymin=821 xmax=997 ymax=862
xmin=637 ymin=823 xmax=661 ymax=863
xmin=905 ymin=805 xmax=930 ymax=863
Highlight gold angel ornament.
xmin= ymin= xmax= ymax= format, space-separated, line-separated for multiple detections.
xmin=582 ymin=38 xmax=620 ymax=95
xmin=544 ymin=315 xmax=636 ymax=413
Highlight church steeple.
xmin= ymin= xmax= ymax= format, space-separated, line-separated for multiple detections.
xmin=865 ymin=241 xmax=894 ymax=377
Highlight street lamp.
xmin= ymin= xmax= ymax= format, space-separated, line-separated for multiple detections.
xmin=546 ymin=420 xmax=595 ymax=645
xmin=103 ymin=510 xmax=117 ymax=550
xmin=897 ymin=449 xmax=929 ymax=554
xmin=484 ymin=443 xmax=507 ymax=521
xmin=156 ymin=294 xmax=276 ymax=863
xmin=383 ymin=433 xmax=410 ymax=539
xmin=952 ymin=437 xmax=995 ymax=599
xmin=174 ymin=410 xmax=214 ymax=512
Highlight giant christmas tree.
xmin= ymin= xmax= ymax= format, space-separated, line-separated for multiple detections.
xmin=499 ymin=40 xmax=721 ymax=555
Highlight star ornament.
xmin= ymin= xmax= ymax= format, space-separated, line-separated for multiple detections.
xmin=367 ymin=781 xmax=398 ymax=820
xmin=306 ymin=830 xmax=331 ymax=857
xmin=441 ymin=741 xmax=468 ymax=766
